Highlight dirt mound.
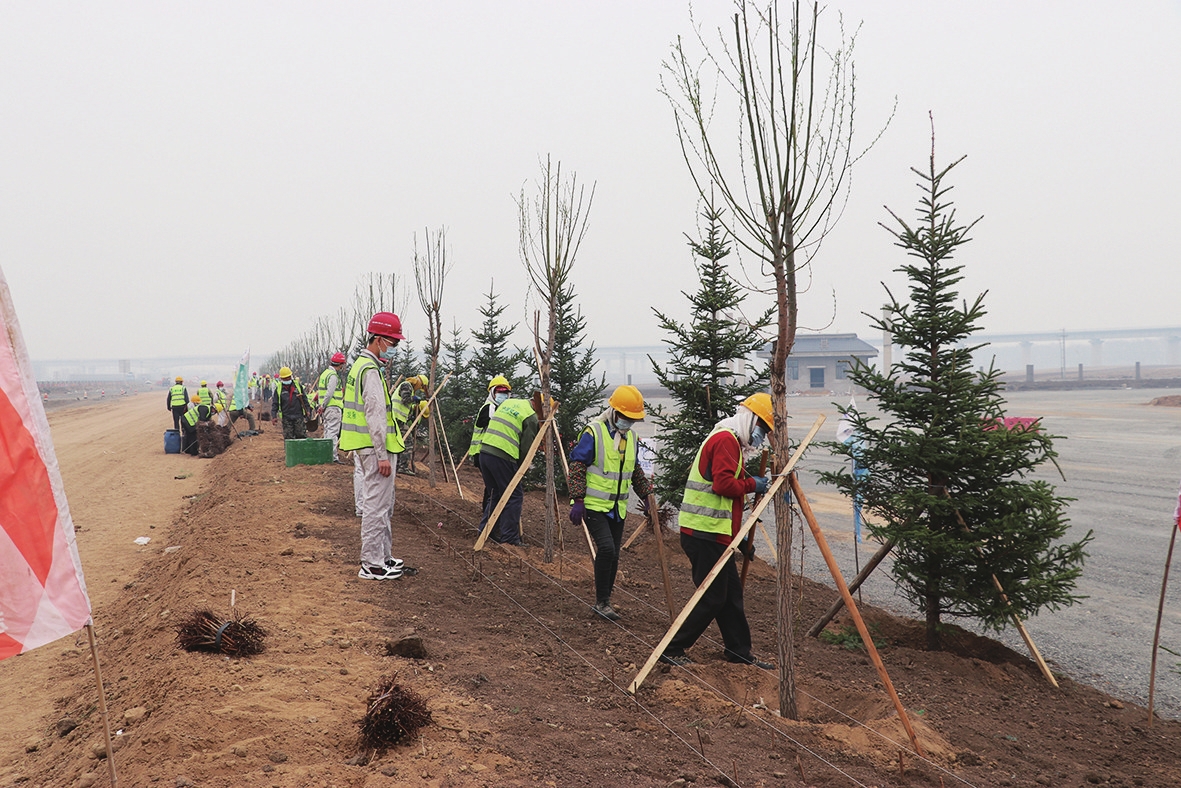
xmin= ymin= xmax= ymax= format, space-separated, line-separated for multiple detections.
xmin=1149 ymin=395 xmax=1181 ymax=406
xmin=5 ymin=397 xmax=1181 ymax=787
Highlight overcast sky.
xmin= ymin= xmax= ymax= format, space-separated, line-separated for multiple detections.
xmin=3 ymin=1 xmax=1179 ymax=363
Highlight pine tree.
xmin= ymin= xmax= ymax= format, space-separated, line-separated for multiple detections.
xmin=545 ymin=280 xmax=607 ymax=495
xmin=438 ymin=321 xmax=474 ymax=464
xmin=819 ymin=137 xmax=1091 ymax=651
xmin=470 ymin=282 xmax=530 ymax=393
xmin=649 ymin=205 xmax=772 ymax=505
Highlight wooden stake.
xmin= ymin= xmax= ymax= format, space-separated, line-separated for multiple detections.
xmin=1148 ymin=514 xmax=1179 ymax=727
xmin=807 ymin=537 xmax=897 ymax=637
xmin=435 ymin=410 xmax=465 ymax=500
xmin=627 ymin=416 xmax=825 ymax=694
xmin=473 ymin=406 xmax=558 ymax=551
xmin=648 ymin=493 xmax=675 ymax=621
xmin=85 ymin=622 xmax=119 ymax=787
xmin=756 ymin=519 xmax=778 ymax=562
xmin=789 ymin=472 xmax=925 ymax=758
xmin=621 ymin=514 xmax=648 ymax=550
xmin=550 ymin=422 xmax=596 ymax=559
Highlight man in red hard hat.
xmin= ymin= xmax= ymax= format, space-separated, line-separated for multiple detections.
xmin=317 ymin=352 xmax=348 ymax=462
xmin=340 ymin=312 xmax=408 ymax=580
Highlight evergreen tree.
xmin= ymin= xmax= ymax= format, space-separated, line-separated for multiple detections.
xmin=649 ymin=206 xmax=773 ymax=505
xmin=438 ymin=321 xmax=475 ymax=464
xmin=545 ymin=280 xmax=607 ymax=494
xmin=818 ymin=139 xmax=1091 ymax=651
xmin=470 ymin=282 xmax=530 ymax=392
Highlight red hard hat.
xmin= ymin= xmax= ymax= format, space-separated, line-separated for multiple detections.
xmin=331 ymin=352 xmax=346 ymax=365
xmin=216 ymin=381 xmax=224 ymax=387
xmin=367 ymin=311 xmax=405 ymax=340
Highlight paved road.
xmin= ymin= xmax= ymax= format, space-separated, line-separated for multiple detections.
xmin=640 ymin=387 xmax=1181 ymax=719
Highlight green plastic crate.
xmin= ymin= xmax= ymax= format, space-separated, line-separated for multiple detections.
xmin=285 ymin=438 xmax=333 ymax=467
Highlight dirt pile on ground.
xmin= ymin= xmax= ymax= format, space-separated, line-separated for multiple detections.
xmin=1148 ymin=395 xmax=1181 ymax=407
xmin=5 ymin=398 xmax=1181 ymax=787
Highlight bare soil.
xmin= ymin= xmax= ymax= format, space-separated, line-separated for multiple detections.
xmin=3 ymin=393 xmax=1181 ymax=787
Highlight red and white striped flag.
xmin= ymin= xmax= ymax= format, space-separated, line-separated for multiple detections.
xmin=0 ymin=266 xmax=91 ymax=659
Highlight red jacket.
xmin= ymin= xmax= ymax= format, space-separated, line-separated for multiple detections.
xmin=680 ymin=429 xmax=757 ymax=546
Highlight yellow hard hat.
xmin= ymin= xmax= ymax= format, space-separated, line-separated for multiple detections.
xmin=279 ymin=366 xmax=293 ymax=379
xmin=175 ymin=376 xmax=183 ymax=383
xmin=742 ymin=392 xmax=774 ymax=430
xmin=415 ymin=374 xmax=429 ymax=387
xmin=608 ymin=385 xmax=645 ymax=420
xmin=488 ymin=375 xmax=511 ymax=391
xmin=200 ymin=380 xmax=207 ymax=386
xmin=190 ymin=395 xmax=200 ymax=403
xmin=214 ymin=403 xmax=223 ymax=412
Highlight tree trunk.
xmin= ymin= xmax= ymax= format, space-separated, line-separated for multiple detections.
xmin=427 ymin=356 xmax=438 ymax=488
xmin=543 ymin=306 xmax=557 ymax=564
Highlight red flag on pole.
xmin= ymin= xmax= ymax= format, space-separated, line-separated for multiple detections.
xmin=0 ymin=266 xmax=91 ymax=660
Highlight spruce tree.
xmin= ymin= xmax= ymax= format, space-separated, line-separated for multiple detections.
xmin=470 ymin=282 xmax=530 ymax=393
xmin=819 ymin=137 xmax=1091 ymax=651
xmin=438 ymin=321 xmax=475 ymax=463
xmin=649 ymin=205 xmax=772 ymax=505
xmin=546 ymin=281 xmax=607 ymax=479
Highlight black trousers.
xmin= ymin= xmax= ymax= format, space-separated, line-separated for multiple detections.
xmin=171 ymin=405 xmax=186 ymax=431
xmin=181 ymin=425 xmax=199 ymax=455
xmin=665 ymin=533 xmax=753 ymax=662
xmin=584 ymin=509 xmax=624 ymax=604
xmin=478 ymin=453 xmax=522 ymax=544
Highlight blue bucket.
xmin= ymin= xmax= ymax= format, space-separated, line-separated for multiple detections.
xmin=164 ymin=429 xmax=181 ymax=454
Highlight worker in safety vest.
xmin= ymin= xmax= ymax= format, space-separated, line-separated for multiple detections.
xmin=214 ymin=381 xmax=229 ymax=414
xmin=167 ymin=376 xmax=189 ymax=430
xmin=393 ymin=373 xmax=429 ymax=475
xmin=467 ymin=376 xmax=512 ymax=510
xmin=478 ymin=393 xmax=545 ymax=546
xmin=248 ymin=372 xmax=259 ymax=404
xmin=272 ymin=367 xmax=310 ymax=439
xmin=568 ymin=385 xmax=655 ymax=621
xmin=196 ymin=380 xmax=214 ymax=408
xmin=180 ymin=395 xmax=205 ymax=455
xmin=340 ymin=312 xmax=407 ymax=580
xmin=659 ymin=393 xmax=775 ymax=670
xmin=317 ymin=352 xmax=347 ymax=462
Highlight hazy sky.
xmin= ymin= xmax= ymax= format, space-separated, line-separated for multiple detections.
xmin=3 ymin=1 xmax=1179 ymax=362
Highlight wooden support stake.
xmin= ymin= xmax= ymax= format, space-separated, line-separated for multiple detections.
xmin=435 ymin=410 xmax=465 ymax=500
xmin=757 ymin=519 xmax=778 ymax=562
xmin=789 ymin=472 xmax=925 ymax=758
xmin=1149 ymin=514 xmax=1179 ymax=727
xmin=807 ymin=537 xmax=897 ymax=637
xmin=627 ymin=416 xmax=825 ymax=694
xmin=648 ymin=492 xmax=675 ymax=621
xmin=551 ymin=422 xmax=596 ymax=559
xmin=621 ymin=514 xmax=648 ymax=550
xmin=85 ymin=623 xmax=119 ymax=787
xmin=473 ymin=406 xmax=558 ymax=551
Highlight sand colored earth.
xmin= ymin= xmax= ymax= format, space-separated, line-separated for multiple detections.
xmin=2 ymin=393 xmax=1181 ymax=786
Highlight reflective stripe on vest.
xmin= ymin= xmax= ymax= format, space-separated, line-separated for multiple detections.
xmin=679 ymin=427 xmax=740 ymax=535
xmin=391 ymin=384 xmax=412 ymax=423
xmin=467 ymin=401 xmax=494 ymax=457
xmin=339 ymin=355 xmax=405 ymax=454
xmin=317 ymin=367 xmax=344 ymax=409
xmin=480 ymin=398 xmax=534 ymax=460
xmin=169 ymin=384 xmax=186 ymax=407
xmin=183 ymin=407 xmax=199 ymax=427
xmin=197 ymin=386 xmax=213 ymax=406
xmin=583 ymin=420 xmax=637 ymax=519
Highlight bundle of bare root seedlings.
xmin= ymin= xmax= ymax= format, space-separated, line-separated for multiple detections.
xmin=174 ymin=609 xmax=267 ymax=656
xmin=359 ymin=674 xmax=432 ymax=748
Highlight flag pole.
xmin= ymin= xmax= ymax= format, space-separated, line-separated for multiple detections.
xmin=1148 ymin=511 xmax=1179 ymax=727
xmin=85 ymin=622 xmax=119 ymax=786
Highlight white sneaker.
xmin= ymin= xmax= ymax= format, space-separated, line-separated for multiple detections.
xmin=385 ymin=557 xmax=405 ymax=571
xmin=358 ymin=564 xmax=402 ymax=580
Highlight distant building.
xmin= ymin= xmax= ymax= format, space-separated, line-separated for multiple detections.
xmin=759 ymin=333 xmax=878 ymax=393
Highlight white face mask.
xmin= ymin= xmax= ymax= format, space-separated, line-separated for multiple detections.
xmin=493 ymin=392 xmax=509 ymax=406
xmin=750 ymin=423 xmax=768 ymax=448
xmin=614 ymin=415 xmax=635 ymax=433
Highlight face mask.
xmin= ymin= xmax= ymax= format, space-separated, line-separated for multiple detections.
xmin=614 ymin=416 xmax=635 ymax=433
xmin=750 ymin=423 xmax=768 ymax=448
xmin=493 ymin=392 xmax=510 ymax=406
xmin=380 ymin=342 xmax=397 ymax=360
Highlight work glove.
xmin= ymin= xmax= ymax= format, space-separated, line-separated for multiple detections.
xmin=569 ymin=499 xmax=586 ymax=525
xmin=752 ymin=475 xmax=770 ymax=495
xmin=638 ymin=496 xmax=650 ymax=518
xmin=740 ymin=537 xmax=756 ymax=561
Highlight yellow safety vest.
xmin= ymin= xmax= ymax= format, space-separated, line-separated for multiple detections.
xmin=169 ymin=384 xmax=187 ymax=407
xmin=183 ymin=407 xmax=200 ymax=427
xmin=582 ymin=420 xmax=637 ymax=519
xmin=339 ymin=355 xmax=404 ymax=454
xmin=679 ymin=428 xmax=741 ymax=536
xmin=480 ymin=398 xmax=534 ymax=460
xmin=196 ymin=386 xmax=213 ymax=407
xmin=467 ymin=400 xmax=495 ymax=457
xmin=317 ymin=367 xmax=344 ymax=410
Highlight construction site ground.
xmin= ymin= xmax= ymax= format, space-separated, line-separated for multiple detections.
xmin=3 ymin=393 xmax=1181 ymax=787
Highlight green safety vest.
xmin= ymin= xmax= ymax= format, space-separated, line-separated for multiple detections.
xmin=339 ymin=355 xmax=405 ymax=454
xmin=317 ymin=367 xmax=344 ymax=410
xmin=582 ymin=420 xmax=637 ymax=519
xmin=480 ymin=398 xmax=534 ymax=461
xmin=216 ymin=389 xmax=227 ymax=410
xmin=169 ymin=384 xmax=186 ymax=407
xmin=679 ymin=428 xmax=741 ymax=536
xmin=197 ymin=386 xmax=213 ymax=407
xmin=183 ymin=407 xmax=200 ymax=427
xmin=467 ymin=400 xmax=495 ymax=457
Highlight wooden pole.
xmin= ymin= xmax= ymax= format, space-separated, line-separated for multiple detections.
xmin=473 ymin=406 xmax=557 ymax=551
xmin=622 ymin=514 xmax=649 ymax=550
xmin=627 ymin=415 xmax=824 ymax=694
xmin=789 ymin=473 xmax=925 ymax=758
xmin=85 ymin=623 xmax=119 ymax=787
xmin=435 ymin=410 xmax=465 ymax=499
xmin=399 ymin=372 xmax=452 ymax=444
xmin=757 ymin=519 xmax=778 ymax=562
xmin=740 ymin=450 xmax=770 ymax=587
xmin=807 ymin=538 xmax=896 ymax=637
xmin=648 ymin=492 xmax=675 ymax=621
xmin=551 ymin=423 xmax=596 ymax=558
xmin=1148 ymin=516 xmax=1178 ymax=727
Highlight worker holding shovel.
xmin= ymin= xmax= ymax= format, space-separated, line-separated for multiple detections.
xmin=568 ymin=385 xmax=654 ymax=621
